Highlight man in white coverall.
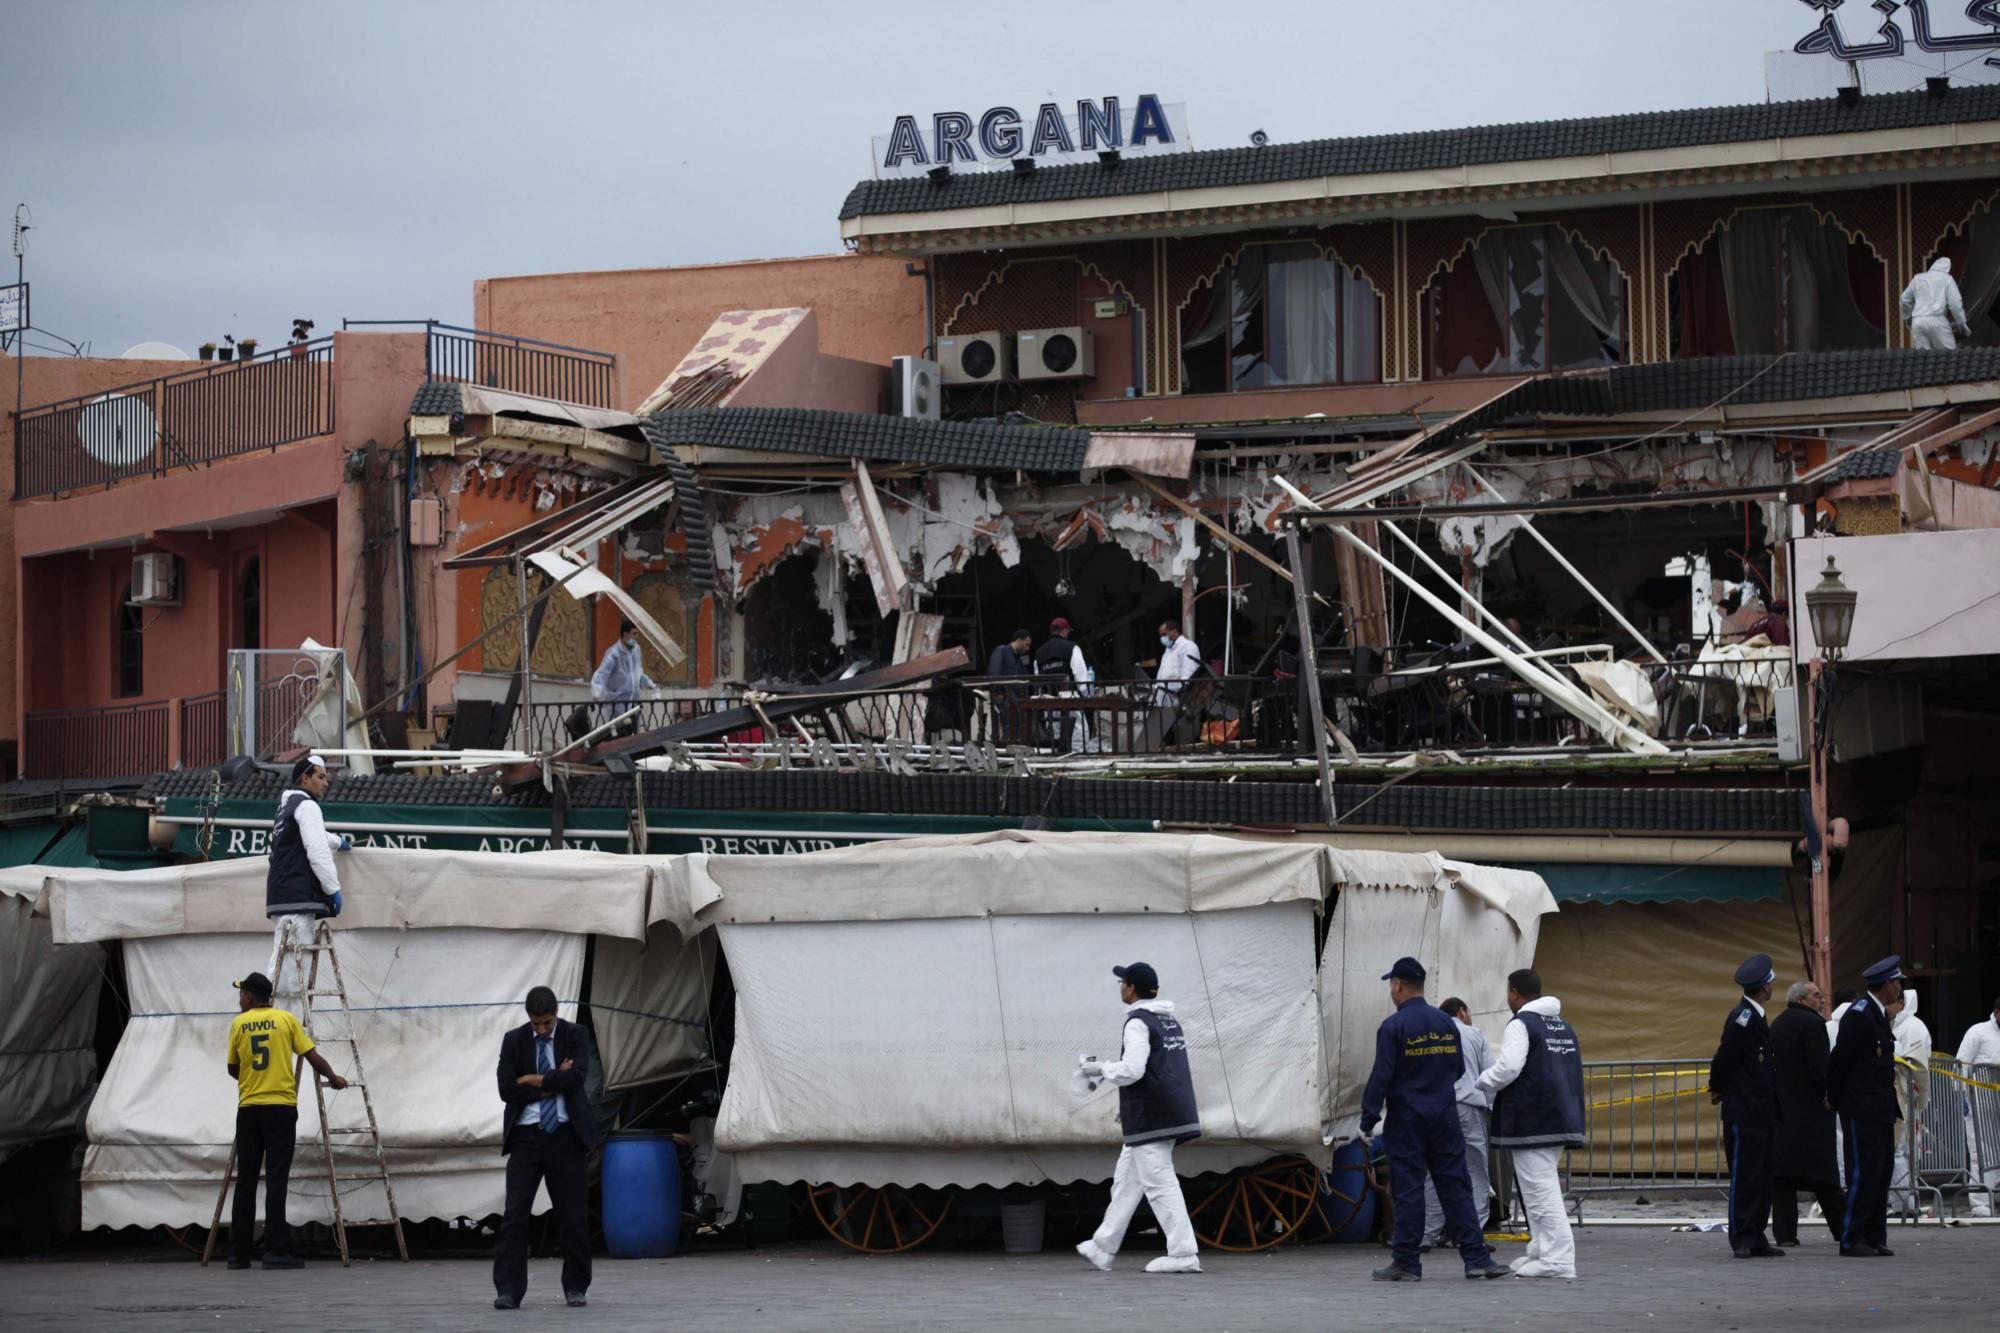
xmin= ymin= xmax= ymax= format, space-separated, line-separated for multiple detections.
xmin=1076 ymin=962 xmax=1202 ymax=1274
xmin=1888 ymin=990 xmax=1933 ymax=1215
xmin=264 ymin=754 xmax=350 ymax=977
xmin=1900 ymin=257 xmax=1972 ymax=350
xmin=1957 ymin=998 xmax=2000 ymax=1216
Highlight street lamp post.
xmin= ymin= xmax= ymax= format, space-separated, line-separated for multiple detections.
xmin=1803 ymin=554 xmax=1858 ymax=998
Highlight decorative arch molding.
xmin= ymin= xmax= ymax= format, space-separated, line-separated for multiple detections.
xmin=933 ymin=241 xmax=1156 ymax=391
xmin=939 ymin=254 xmax=1145 ymax=335
xmin=1914 ymin=180 xmax=2000 ymax=265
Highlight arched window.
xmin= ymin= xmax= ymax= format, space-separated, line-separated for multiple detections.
xmin=238 ymin=557 xmax=262 ymax=651
xmin=1427 ymin=227 xmax=1626 ymax=377
xmin=1671 ymin=207 xmax=1886 ymax=358
xmin=116 ymin=586 xmax=144 ymax=698
xmin=1180 ymin=242 xmax=1380 ymax=393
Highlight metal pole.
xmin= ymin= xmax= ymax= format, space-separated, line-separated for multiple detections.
xmin=514 ymin=554 xmax=534 ymax=752
xmin=1284 ymin=525 xmax=1338 ymax=826
xmin=1807 ymin=657 xmax=1834 ymax=997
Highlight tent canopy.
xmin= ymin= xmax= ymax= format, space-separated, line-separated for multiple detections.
xmin=35 ymin=848 xmax=654 ymax=945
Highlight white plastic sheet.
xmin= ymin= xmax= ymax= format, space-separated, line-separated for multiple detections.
xmin=715 ymin=902 xmax=1324 ymax=1187
xmin=0 ymin=874 xmax=104 ymax=1162
xmin=82 ymin=927 xmax=582 ymax=1229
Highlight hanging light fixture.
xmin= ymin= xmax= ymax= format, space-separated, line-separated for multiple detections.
xmin=1804 ymin=554 xmax=1858 ymax=659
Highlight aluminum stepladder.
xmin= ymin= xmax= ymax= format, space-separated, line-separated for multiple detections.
xmin=201 ymin=918 xmax=409 ymax=1266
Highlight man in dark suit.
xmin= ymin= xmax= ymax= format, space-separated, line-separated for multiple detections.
xmin=1770 ymin=978 xmax=1846 ymax=1245
xmin=1826 ymin=956 xmax=1904 ymax=1258
xmin=493 ymin=986 xmax=598 ymax=1310
xmin=1709 ymin=954 xmax=1783 ymax=1259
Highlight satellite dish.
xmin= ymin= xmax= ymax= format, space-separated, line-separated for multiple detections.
xmin=121 ymin=341 xmax=192 ymax=360
xmin=77 ymin=393 xmax=158 ymax=468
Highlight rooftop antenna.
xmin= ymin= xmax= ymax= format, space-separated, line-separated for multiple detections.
xmin=10 ymin=204 xmax=29 ymax=423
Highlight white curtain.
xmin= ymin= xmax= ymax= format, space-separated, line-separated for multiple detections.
xmin=1548 ymin=234 xmax=1624 ymax=366
xmin=1340 ymin=270 xmax=1382 ymax=383
xmin=1266 ymin=244 xmax=1339 ymax=386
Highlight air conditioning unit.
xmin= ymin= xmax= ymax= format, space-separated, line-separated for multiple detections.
xmin=1016 ymin=326 xmax=1095 ymax=381
xmin=892 ymin=355 xmax=941 ymax=421
xmin=131 ymin=552 xmax=180 ymax=607
xmin=936 ymin=331 xmax=1013 ymax=385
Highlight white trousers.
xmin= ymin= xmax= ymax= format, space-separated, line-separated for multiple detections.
xmin=1889 ymin=1132 xmax=1917 ymax=1214
xmin=266 ymin=913 xmax=318 ymax=983
xmin=1511 ymin=1146 xmax=1575 ymax=1275
xmin=1423 ymin=1103 xmax=1491 ymax=1243
xmin=1968 ymin=1108 xmax=1998 ymax=1217
xmin=1911 ymin=317 xmax=1959 ymax=350
xmin=1092 ymin=1141 xmax=1197 ymax=1259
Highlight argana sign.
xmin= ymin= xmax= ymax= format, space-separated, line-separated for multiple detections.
xmin=871 ymin=95 xmax=1191 ymax=178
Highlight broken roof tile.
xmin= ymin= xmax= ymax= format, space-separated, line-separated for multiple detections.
xmin=1830 ymin=447 xmax=1904 ymax=481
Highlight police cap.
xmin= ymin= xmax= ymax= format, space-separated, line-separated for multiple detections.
xmin=1733 ymin=954 xmax=1775 ymax=990
xmin=1861 ymin=955 xmax=1903 ymax=987
xmin=1380 ymin=956 xmax=1427 ymax=984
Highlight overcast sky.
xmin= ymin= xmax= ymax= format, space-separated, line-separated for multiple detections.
xmin=0 ymin=0 xmax=1927 ymax=359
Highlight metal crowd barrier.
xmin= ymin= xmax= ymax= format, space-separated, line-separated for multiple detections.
xmin=1527 ymin=1057 xmax=2000 ymax=1224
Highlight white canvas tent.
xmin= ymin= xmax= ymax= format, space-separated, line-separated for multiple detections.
xmin=650 ymin=831 xmax=1555 ymax=1190
xmin=32 ymin=849 xmax=706 ymax=1231
xmin=0 ymin=867 xmax=105 ymax=1163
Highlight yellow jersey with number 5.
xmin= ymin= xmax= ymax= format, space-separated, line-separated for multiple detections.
xmin=228 ymin=1007 xmax=315 ymax=1107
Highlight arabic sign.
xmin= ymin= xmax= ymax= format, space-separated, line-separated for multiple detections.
xmin=1793 ymin=0 xmax=2000 ymax=66
xmin=870 ymin=95 xmax=1191 ymax=179
xmin=0 ymin=282 xmax=25 ymax=337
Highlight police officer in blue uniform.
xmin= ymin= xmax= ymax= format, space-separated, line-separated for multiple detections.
xmin=1709 ymin=953 xmax=1784 ymax=1258
xmin=1826 ymin=955 xmax=1903 ymax=1257
xmin=1359 ymin=957 xmax=1509 ymax=1282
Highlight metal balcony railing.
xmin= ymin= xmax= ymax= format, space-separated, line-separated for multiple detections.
xmin=12 ymin=337 xmax=336 ymax=499
xmin=21 ymin=700 xmax=173 ymax=782
xmin=426 ymin=323 xmax=618 ymax=408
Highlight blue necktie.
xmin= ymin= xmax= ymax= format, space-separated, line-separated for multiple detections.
xmin=537 ymin=1036 xmax=559 ymax=1132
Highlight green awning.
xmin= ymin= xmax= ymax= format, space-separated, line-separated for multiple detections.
xmin=36 ymin=824 xmax=101 ymax=870
xmin=1522 ymin=861 xmax=1784 ymax=906
xmin=0 ymin=822 xmax=60 ymax=868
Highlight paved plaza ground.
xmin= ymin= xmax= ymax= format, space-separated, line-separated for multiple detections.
xmin=4 ymin=1224 xmax=1995 ymax=1332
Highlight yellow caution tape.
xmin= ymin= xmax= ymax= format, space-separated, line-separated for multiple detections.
xmin=1588 ymin=1085 xmax=1705 ymax=1111
xmin=1900 ymin=1057 xmax=2000 ymax=1093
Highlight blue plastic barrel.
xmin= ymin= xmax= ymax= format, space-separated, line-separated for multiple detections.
xmin=602 ymin=1132 xmax=681 ymax=1258
xmin=1320 ymin=1138 xmax=1375 ymax=1243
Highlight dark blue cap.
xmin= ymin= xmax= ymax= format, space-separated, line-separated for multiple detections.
xmin=1381 ymin=956 xmax=1426 ymax=984
xmin=1734 ymin=954 xmax=1775 ymax=989
xmin=1862 ymin=955 xmax=1903 ymax=986
xmin=1114 ymin=962 xmax=1159 ymax=995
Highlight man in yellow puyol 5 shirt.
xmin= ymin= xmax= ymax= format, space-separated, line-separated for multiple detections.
xmin=224 ymin=970 xmax=346 ymax=1270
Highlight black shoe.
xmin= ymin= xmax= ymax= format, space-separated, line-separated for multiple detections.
xmin=1840 ymin=1244 xmax=1884 ymax=1258
xmin=1371 ymin=1264 xmax=1423 ymax=1282
xmin=566 ymin=1291 xmax=587 ymax=1308
xmin=1418 ymin=1242 xmax=1434 ymax=1253
xmin=1875 ymin=1245 xmax=1894 ymax=1257
xmin=1774 ymin=1238 xmax=1799 ymax=1248
xmin=225 ymin=1258 xmax=251 ymax=1271
xmin=261 ymin=1254 xmax=304 ymax=1270
xmin=1750 ymin=1245 xmax=1787 ymax=1257
xmin=1464 ymin=1258 xmax=1509 ymax=1279
xmin=1732 ymin=1246 xmax=1757 ymax=1259
xmin=494 ymin=1295 xmax=522 ymax=1310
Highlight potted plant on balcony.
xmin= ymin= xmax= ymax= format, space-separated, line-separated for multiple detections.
xmin=199 ymin=342 xmax=217 ymax=362
xmin=288 ymin=318 xmax=315 ymax=361
xmin=217 ymin=335 xmax=235 ymax=363
xmin=238 ymin=336 xmax=259 ymax=360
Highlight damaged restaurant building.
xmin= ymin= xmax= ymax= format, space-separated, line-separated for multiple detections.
xmin=12 ymin=87 xmax=2000 ymax=1063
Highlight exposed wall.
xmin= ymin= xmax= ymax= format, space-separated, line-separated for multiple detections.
xmin=473 ymin=254 xmax=924 ymax=412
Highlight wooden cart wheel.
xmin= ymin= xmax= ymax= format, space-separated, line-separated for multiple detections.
xmin=1187 ymin=1155 xmax=1321 ymax=1252
xmin=807 ymin=1182 xmax=953 ymax=1254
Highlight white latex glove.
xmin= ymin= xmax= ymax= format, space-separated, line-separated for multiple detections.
xmin=1079 ymin=1061 xmax=1104 ymax=1079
